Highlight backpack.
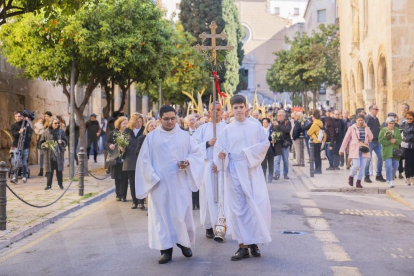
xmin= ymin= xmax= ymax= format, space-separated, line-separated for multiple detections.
xmin=317 ymin=127 xmax=325 ymax=142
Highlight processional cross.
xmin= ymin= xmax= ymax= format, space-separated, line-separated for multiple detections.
xmin=194 ymin=21 xmax=234 ymax=203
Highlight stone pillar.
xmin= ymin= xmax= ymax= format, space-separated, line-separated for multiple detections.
xmin=142 ymin=95 xmax=149 ymax=116
xmin=362 ymin=89 xmax=375 ymax=111
xmin=114 ymin=85 xmax=120 ymax=111
xmin=130 ymin=83 xmax=136 ymax=114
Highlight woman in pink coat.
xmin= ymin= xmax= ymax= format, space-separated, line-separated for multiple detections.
xmin=339 ymin=114 xmax=373 ymax=188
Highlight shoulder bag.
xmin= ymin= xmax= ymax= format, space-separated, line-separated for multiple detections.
xmin=354 ymin=128 xmax=369 ymax=153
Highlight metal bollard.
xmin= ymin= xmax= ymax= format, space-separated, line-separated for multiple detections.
xmin=293 ymin=144 xmax=296 ymax=160
xmin=309 ymin=141 xmax=315 ymax=177
xmin=0 ymin=161 xmax=8 ymax=230
xmin=78 ymin=147 xmax=86 ymax=196
xmin=299 ymin=134 xmax=305 ymax=167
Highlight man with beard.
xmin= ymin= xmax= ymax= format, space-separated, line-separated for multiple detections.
xmin=135 ymin=105 xmax=204 ymax=264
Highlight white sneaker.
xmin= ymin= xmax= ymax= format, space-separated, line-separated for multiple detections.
xmin=388 ymin=181 xmax=394 ymax=188
xmin=22 ymin=177 xmax=27 ymax=183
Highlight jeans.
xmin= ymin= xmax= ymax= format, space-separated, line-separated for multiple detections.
xmin=332 ymin=142 xmax=342 ymax=168
xmin=99 ymin=135 xmax=106 ymax=154
xmin=365 ymin=141 xmax=383 ymax=177
xmin=384 ymin=158 xmax=399 ymax=182
xmin=275 ymin=147 xmax=289 ymax=176
xmin=87 ymin=139 xmax=98 ymax=161
xmin=325 ymin=143 xmax=334 ymax=168
xmin=313 ymin=143 xmax=322 ymax=172
xmin=305 ymin=137 xmax=310 ymax=156
xmin=22 ymin=148 xmax=29 ymax=177
xmin=351 ymin=151 xmax=368 ymax=180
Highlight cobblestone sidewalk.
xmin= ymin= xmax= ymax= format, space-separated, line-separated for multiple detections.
xmin=0 ymin=154 xmax=115 ymax=248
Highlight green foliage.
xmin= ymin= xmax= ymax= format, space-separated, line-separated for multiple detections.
xmin=143 ymin=23 xmax=210 ymax=104
xmin=179 ymin=0 xmax=244 ymax=94
xmin=266 ymin=24 xmax=341 ymax=109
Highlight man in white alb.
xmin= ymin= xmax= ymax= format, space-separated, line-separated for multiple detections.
xmin=135 ymin=105 xmax=204 ymax=264
xmin=214 ymin=95 xmax=272 ymax=261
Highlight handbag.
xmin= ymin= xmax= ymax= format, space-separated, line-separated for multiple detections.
xmin=282 ymin=140 xmax=292 ymax=148
xmin=393 ymin=148 xmax=404 ymax=159
xmin=359 ymin=142 xmax=370 ymax=153
xmin=106 ymin=144 xmax=120 ymax=166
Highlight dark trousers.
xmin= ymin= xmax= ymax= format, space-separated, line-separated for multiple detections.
xmin=87 ymin=139 xmax=98 ymax=161
xmin=398 ymin=158 xmax=404 ymax=174
xmin=261 ymin=148 xmax=274 ymax=179
xmin=192 ymin=191 xmax=199 ymax=208
xmin=404 ymin=148 xmax=414 ymax=178
xmin=68 ymin=141 xmax=79 ymax=165
xmin=115 ymin=178 xmax=128 ymax=199
xmin=46 ymin=160 xmax=63 ymax=187
xmin=314 ymin=143 xmax=322 ymax=172
xmin=126 ymin=171 xmax=144 ymax=205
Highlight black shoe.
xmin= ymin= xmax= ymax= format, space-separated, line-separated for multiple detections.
xmin=314 ymin=171 xmax=322 ymax=174
xmin=94 ymin=160 xmax=97 ymax=163
xmin=140 ymin=204 xmax=146 ymax=211
xmin=59 ymin=185 xmax=64 ymax=190
xmin=335 ymin=167 xmax=341 ymax=170
xmin=326 ymin=167 xmax=334 ymax=170
xmin=116 ymin=197 xmax=122 ymax=201
xmin=122 ymin=198 xmax=127 ymax=202
xmin=399 ymin=173 xmax=404 ymax=179
xmin=45 ymin=186 xmax=51 ymax=190
xmin=365 ymin=176 xmax=372 ymax=183
xmin=249 ymin=244 xmax=261 ymax=257
xmin=159 ymin=249 xmax=173 ymax=264
xmin=376 ymin=175 xmax=387 ymax=182
xmin=284 ymin=175 xmax=289 ymax=180
xmin=231 ymin=247 xmax=250 ymax=261
xmin=176 ymin=244 xmax=192 ymax=257
xmin=131 ymin=204 xmax=138 ymax=209
xmin=206 ymin=228 xmax=214 ymax=239
xmin=274 ymin=175 xmax=280 ymax=180
xmin=38 ymin=168 xmax=44 ymax=177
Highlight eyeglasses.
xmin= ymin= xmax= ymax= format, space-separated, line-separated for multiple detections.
xmin=53 ymin=122 xmax=59 ymax=125
xmin=372 ymin=108 xmax=379 ymax=111
xmin=162 ymin=117 xmax=177 ymax=122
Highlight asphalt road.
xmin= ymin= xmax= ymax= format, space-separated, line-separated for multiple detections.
xmin=1 ymin=172 xmax=413 ymax=276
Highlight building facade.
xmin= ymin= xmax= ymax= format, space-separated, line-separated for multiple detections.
xmin=339 ymin=0 xmax=414 ymax=121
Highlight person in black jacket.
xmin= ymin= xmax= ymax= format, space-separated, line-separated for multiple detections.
xmin=401 ymin=111 xmax=414 ymax=185
xmin=10 ymin=111 xmax=33 ymax=184
xmin=364 ymin=104 xmax=386 ymax=183
xmin=292 ymin=112 xmax=304 ymax=166
xmin=85 ymin=113 xmax=101 ymax=163
xmin=331 ymin=110 xmax=346 ymax=170
xmin=105 ymin=116 xmax=129 ymax=202
xmin=123 ymin=113 xmax=145 ymax=210
xmin=136 ymin=120 xmax=157 ymax=157
xmin=273 ymin=110 xmax=292 ymax=180
xmin=325 ymin=116 xmax=336 ymax=170
xmin=261 ymin=118 xmax=275 ymax=183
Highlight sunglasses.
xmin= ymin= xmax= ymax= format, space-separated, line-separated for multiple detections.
xmin=53 ymin=122 xmax=59 ymax=125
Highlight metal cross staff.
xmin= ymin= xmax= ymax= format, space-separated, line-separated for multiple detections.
xmin=194 ymin=21 xmax=234 ymax=203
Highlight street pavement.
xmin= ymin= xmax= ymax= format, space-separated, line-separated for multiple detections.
xmin=1 ymin=163 xmax=413 ymax=276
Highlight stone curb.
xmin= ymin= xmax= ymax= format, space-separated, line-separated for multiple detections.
xmin=386 ymin=189 xmax=414 ymax=210
xmin=0 ymin=187 xmax=115 ymax=250
xmin=291 ymin=165 xmax=387 ymax=194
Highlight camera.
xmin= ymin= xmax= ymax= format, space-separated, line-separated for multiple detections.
xmin=22 ymin=109 xmax=36 ymax=120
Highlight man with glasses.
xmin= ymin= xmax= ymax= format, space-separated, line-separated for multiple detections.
xmin=364 ymin=104 xmax=386 ymax=183
xmin=10 ymin=111 xmax=33 ymax=184
xmin=135 ymin=105 xmax=204 ymax=264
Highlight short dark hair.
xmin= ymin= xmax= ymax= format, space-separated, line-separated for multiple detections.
xmin=406 ymin=111 xmax=414 ymax=118
xmin=262 ymin=118 xmax=271 ymax=124
xmin=44 ymin=111 xmax=52 ymax=117
xmin=230 ymin=95 xmax=246 ymax=107
xmin=159 ymin=105 xmax=176 ymax=118
xmin=368 ymin=104 xmax=377 ymax=111
xmin=313 ymin=109 xmax=321 ymax=119
xmin=355 ymin=108 xmax=364 ymax=115
xmin=112 ymin=111 xmax=120 ymax=118
xmin=356 ymin=114 xmax=365 ymax=121
xmin=14 ymin=111 xmax=23 ymax=116
xmin=402 ymin=103 xmax=410 ymax=111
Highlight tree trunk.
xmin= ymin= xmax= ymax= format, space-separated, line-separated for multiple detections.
xmin=117 ymin=84 xmax=130 ymax=113
xmin=312 ymin=90 xmax=317 ymax=110
xmin=303 ymin=91 xmax=309 ymax=115
xmin=102 ymin=83 xmax=112 ymax=118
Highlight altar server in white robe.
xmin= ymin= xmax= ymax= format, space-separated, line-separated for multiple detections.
xmin=135 ymin=105 xmax=205 ymax=265
xmin=192 ymin=101 xmax=227 ymax=239
xmin=214 ymin=95 xmax=272 ymax=261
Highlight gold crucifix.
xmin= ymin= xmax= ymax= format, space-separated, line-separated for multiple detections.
xmin=193 ymin=21 xmax=234 ymax=65
xmin=193 ymin=21 xmax=234 ymax=204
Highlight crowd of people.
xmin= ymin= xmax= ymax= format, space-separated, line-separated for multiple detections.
xmin=8 ymin=97 xmax=414 ymax=264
